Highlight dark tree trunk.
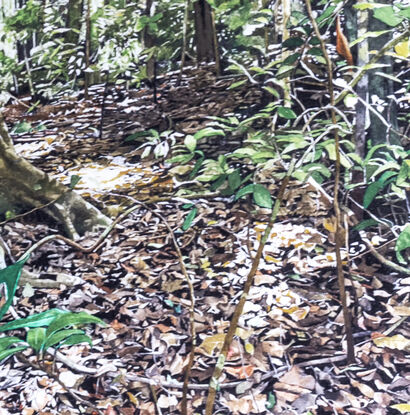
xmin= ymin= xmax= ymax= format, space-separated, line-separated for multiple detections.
xmin=193 ymin=0 xmax=215 ymax=63
xmin=65 ymin=0 xmax=84 ymax=46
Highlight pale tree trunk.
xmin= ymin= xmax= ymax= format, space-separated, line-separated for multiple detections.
xmin=367 ymin=0 xmax=399 ymax=148
xmin=0 ymin=113 xmax=111 ymax=239
xmin=351 ymin=0 xmax=368 ymax=159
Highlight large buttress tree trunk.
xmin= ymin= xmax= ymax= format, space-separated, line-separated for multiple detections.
xmin=0 ymin=113 xmax=110 ymax=239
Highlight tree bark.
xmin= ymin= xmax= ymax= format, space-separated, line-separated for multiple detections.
xmin=0 ymin=113 xmax=111 ymax=239
xmin=193 ymin=0 xmax=215 ymax=63
xmin=65 ymin=0 xmax=83 ymax=46
xmin=367 ymin=0 xmax=400 ymax=148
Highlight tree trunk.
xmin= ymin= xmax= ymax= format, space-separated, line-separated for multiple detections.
xmin=143 ymin=0 xmax=156 ymax=82
xmin=65 ymin=0 xmax=83 ymax=46
xmin=0 ymin=113 xmax=111 ymax=239
xmin=193 ymin=0 xmax=215 ymax=63
xmin=367 ymin=0 xmax=400 ymax=149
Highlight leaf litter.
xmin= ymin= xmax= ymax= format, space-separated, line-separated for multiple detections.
xmin=0 ymin=67 xmax=409 ymax=414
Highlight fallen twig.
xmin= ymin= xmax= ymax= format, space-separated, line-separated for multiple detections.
xmin=360 ymin=235 xmax=410 ymax=276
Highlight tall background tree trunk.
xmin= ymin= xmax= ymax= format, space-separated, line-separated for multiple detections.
xmin=193 ymin=0 xmax=215 ymax=63
xmin=367 ymin=0 xmax=399 ymax=149
xmin=65 ymin=0 xmax=84 ymax=46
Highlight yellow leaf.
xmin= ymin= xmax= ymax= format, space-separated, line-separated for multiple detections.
xmin=127 ymin=392 xmax=139 ymax=405
xmin=323 ymin=217 xmax=337 ymax=233
xmin=373 ymin=334 xmax=410 ymax=351
xmin=395 ymin=40 xmax=409 ymax=58
xmin=199 ymin=333 xmax=226 ymax=355
xmin=245 ymin=342 xmax=255 ymax=355
xmin=235 ymin=327 xmax=253 ymax=340
xmin=200 ymin=260 xmax=211 ymax=269
xmin=265 ymin=255 xmax=280 ymax=263
xmin=391 ymin=404 xmax=410 ymax=414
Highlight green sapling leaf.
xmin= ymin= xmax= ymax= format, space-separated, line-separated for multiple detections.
xmin=253 ymin=184 xmax=273 ymax=209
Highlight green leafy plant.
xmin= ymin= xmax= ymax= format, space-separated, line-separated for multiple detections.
xmin=362 ymin=145 xmax=410 ymax=209
xmin=0 ymin=309 xmax=105 ymax=361
xmin=125 ymin=129 xmax=178 ymax=159
xmin=0 ymin=259 xmax=105 ymax=363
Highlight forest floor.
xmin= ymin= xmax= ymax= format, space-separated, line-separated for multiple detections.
xmin=0 ymin=68 xmax=409 ymax=415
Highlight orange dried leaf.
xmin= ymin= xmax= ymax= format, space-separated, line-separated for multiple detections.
xmin=336 ymin=16 xmax=354 ymax=66
xmin=225 ymin=365 xmax=254 ymax=379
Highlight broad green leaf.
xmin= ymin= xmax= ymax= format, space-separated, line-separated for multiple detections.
xmin=193 ymin=128 xmax=225 ymax=140
xmin=363 ymin=181 xmax=384 ymax=208
xmin=316 ymin=6 xmax=336 ymax=25
xmin=253 ymin=184 xmax=273 ymax=209
xmin=211 ymin=174 xmax=228 ymax=191
xmin=184 ymin=135 xmax=196 ymax=152
xmin=396 ymin=225 xmax=410 ymax=264
xmin=396 ymin=160 xmax=410 ymax=187
xmin=323 ymin=143 xmax=352 ymax=168
xmin=27 ymin=328 xmax=46 ymax=353
xmin=350 ymin=30 xmax=392 ymax=47
xmin=232 ymin=148 xmax=257 ymax=158
xmin=0 ymin=309 xmax=69 ymax=332
xmin=391 ymin=183 xmax=406 ymax=199
xmin=182 ymin=207 xmax=198 ymax=231
xmin=277 ymin=107 xmax=297 ymax=119
xmin=282 ymin=140 xmax=309 ymax=154
xmin=303 ymin=163 xmax=331 ymax=178
xmin=0 ymin=336 xmax=24 ymax=352
xmin=12 ymin=121 xmax=32 ymax=134
xmin=283 ymin=53 xmax=300 ymax=65
xmin=276 ymin=65 xmax=294 ymax=79
xmin=0 ymin=346 xmax=27 ymax=362
xmin=374 ymin=71 xmax=402 ymax=83
xmin=69 ymin=175 xmax=81 ymax=189
xmin=307 ymin=47 xmax=323 ymax=57
xmin=282 ymin=37 xmax=304 ymax=49
xmin=58 ymin=334 xmax=92 ymax=349
xmin=373 ymin=7 xmax=404 ymax=27
xmin=354 ymin=3 xmax=387 ymax=10
xmin=45 ymin=312 xmax=105 ymax=338
xmin=352 ymin=219 xmax=379 ymax=231
xmin=43 ymin=329 xmax=84 ymax=351
xmin=399 ymin=7 xmax=410 ymax=19
xmin=263 ymin=86 xmax=281 ymax=98
xmin=370 ymin=161 xmax=400 ymax=179
xmin=189 ymin=154 xmax=205 ymax=179
xmin=124 ymin=130 xmax=153 ymax=142
xmin=35 ymin=124 xmax=47 ymax=132
xmin=0 ymin=256 xmax=30 ymax=321
xmin=228 ymin=80 xmax=247 ymax=89
xmin=235 ymin=184 xmax=255 ymax=200
xmin=379 ymin=170 xmax=398 ymax=184
xmin=363 ymin=63 xmax=389 ymax=71
xmin=168 ymin=153 xmax=195 ymax=164
xmin=251 ymin=151 xmax=277 ymax=162
xmin=228 ymin=170 xmax=241 ymax=191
